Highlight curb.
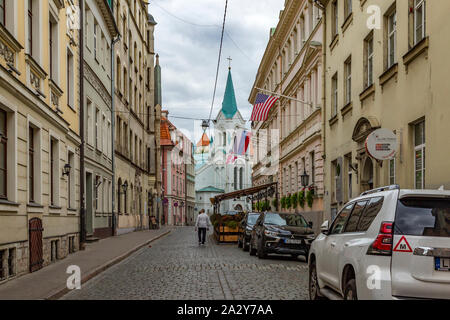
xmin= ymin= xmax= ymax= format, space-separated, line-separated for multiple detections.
xmin=46 ymin=229 xmax=172 ymax=300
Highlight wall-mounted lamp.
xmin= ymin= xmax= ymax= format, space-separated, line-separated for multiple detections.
xmin=301 ymin=169 xmax=310 ymax=187
xmin=62 ymin=163 xmax=71 ymax=176
xmin=121 ymin=181 xmax=128 ymax=194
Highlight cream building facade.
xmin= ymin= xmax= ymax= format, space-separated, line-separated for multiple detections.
xmin=0 ymin=0 xmax=81 ymax=281
xmin=82 ymin=0 xmax=118 ymax=239
xmin=250 ymin=0 xmax=325 ymax=230
xmin=319 ymin=0 xmax=450 ymax=220
xmin=113 ymin=0 xmax=160 ymax=234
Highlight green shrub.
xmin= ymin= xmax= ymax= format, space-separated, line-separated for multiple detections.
xmin=291 ymin=193 xmax=298 ymax=208
xmin=306 ymin=188 xmax=314 ymax=208
xmin=281 ymin=197 xmax=286 ymax=209
xmin=272 ymin=198 xmax=278 ymax=210
xmin=298 ymin=189 xmax=305 ymax=208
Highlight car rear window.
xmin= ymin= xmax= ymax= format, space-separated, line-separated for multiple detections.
xmin=357 ymin=197 xmax=384 ymax=232
xmin=344 ymin=200 xmax=368 ymax=233
xmin=395 ymin=198 xmax=450 ymax=237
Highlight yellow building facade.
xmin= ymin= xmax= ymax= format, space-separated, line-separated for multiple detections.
xmin=0 ymin=0 xmax=81 ymax=281
xmin=319 ymin=0 xmax=450 ymax=220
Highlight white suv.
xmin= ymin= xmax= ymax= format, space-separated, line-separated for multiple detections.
xmin=308 ymin=185 xmax=450 ymax=300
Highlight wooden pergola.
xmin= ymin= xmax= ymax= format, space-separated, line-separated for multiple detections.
xmin=211 ymin=182 xmax=278 ymax=214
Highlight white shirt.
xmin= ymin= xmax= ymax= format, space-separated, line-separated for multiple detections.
xmin=195 ymin=213 xmax=212 ymax=228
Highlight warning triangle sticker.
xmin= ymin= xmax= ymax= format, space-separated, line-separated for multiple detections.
xmin=393 ymin=236 xmax=413 ymax=253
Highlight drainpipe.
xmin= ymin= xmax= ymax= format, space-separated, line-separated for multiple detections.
xmin=111 ymin=33 xmax=121 ymax=236
xmin=79 ymin=0 xmax=86 ymax=249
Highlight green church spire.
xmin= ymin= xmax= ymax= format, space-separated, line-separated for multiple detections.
xmin=221 ymin=69 xmax=238 ymax=119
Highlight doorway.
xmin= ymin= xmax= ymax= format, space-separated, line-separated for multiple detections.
xmin=361 ymin=157 xmax=374 ymax=192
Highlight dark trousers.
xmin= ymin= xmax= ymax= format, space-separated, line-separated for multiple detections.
xmin=198 ymin=228 xmax=207 ymax=244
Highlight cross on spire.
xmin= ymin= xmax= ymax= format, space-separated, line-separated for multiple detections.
xmin=227 ymin=56 xmax=232 ymax=70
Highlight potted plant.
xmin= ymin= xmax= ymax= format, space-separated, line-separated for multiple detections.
xmin=306 ymin=187 xmax=314 ymax=208
xmin=281 ymin=196 xmax=286 ymax=209
xmin=291 ymin=192 xmax=298 ymax=208
xmin=272 ymin=198 xmax=278 ymax=210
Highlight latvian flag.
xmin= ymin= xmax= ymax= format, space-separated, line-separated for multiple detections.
xmin=250 ymin=93 xmax=278 ymax=122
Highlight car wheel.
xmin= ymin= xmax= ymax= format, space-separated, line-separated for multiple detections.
xmin=291 ymin=254 xmax=298 ymax=260
xmin=257 ymin=240 xmax=267 ymax=259
xmin=309 ymin=261 xmax=324 ymax=300
xmin=237 ymin=236 xmax=243 ymax=248
xmin=249 ymin=239 xmax=256 ymax=256
xmin=344 ymin=279 xmax=358 ymax=300
xmin=243 ymin=239 xmax=249 ymax=251
xmin=303 ymin=254 xmax=309 ymax=263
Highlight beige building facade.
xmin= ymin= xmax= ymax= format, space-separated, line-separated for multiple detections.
xmin=319 ymin=0 xmax=450 ymax=220
xmin=250 ymin=0 xmax=325 ymax=230
xmin=0 ymin=0 xmax=81 ymax=281
xmin=113 ymin=0 xmax=160 ymax=234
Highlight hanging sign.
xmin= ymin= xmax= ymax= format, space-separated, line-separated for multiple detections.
xmin=365 ymin=128 xmax=398 ymax=161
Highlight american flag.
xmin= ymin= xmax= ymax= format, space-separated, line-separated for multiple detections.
xmin=250 ymin=93 xmax=279 ymax=121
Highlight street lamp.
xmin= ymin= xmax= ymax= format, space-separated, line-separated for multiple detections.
xmin=301 ymin=169 xmax=310 ymax=187
xmin=201 ymin=120 xmax=209 ymax=132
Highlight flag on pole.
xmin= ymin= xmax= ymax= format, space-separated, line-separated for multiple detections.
xmin=250 ymin=93 xmax=279 ymax=121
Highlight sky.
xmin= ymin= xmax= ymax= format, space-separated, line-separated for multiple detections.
xmin=149 ymin=0 xmax=285 ymax=143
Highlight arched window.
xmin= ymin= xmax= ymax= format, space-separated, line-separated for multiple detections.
xmin=239 ymin=168 xmax=243 ymax=189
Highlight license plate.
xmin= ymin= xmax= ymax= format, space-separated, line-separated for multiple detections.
xmin=435 ymin=258 xmax=450 ymax=271
xmin=285 ymin=239 xmax=303 ymax=244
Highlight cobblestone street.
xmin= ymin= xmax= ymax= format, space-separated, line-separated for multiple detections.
xmin=63 ymin=227 xmax=309 ymax=300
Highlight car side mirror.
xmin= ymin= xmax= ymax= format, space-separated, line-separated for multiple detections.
xmin=320 ymin=220 xmax=329 ymax=234
xmin=308 ymin=221 xmax=313 ymax=228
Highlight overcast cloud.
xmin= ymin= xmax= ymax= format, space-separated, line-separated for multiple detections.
xmin=149 ymin=0 xmax=284 ymax=142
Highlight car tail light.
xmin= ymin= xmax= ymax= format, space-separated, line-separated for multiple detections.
xmin=367 ymin=222 xmax=393 ymax=256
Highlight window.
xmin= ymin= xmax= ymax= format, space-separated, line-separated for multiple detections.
xmin=28 ymin=0 xmax=33 ymax=56
xmin=331 ymin=73 xmax=338 ymax=117
xmin=357 ymin=197 xmax=384 ymax=231
xmin=344 ymin=0 xmax=352 ymax=19
xmin=67 ymin=50 xmax=74 ymax=107
xmin=344 ymin=57 xmax=352 ymax=104
xmin=394 ymin=198 xmax=450 ymax=237
xmin=50 ymin=240 xmax=58 ymax=262
xmin=49 ymin=17 xmax=58 ymax=81
xmin=86 ymin=100 xmax=92 ymax=145
xmin=0 ymin=110 xmax=7 ymax=199
xmin=93 ymin=20 xmax=98 ymax=59
xmin=345 ymin=154 xmax=352 ymax=201
xmin=0 ymin=250 xmax=4 ymax=279
xmin=389 ymin=158 xmax=396 ymax=185
xmin=95 ymin=108 xmax=99 ymax=150
xmin=310 ymin=151 xmax=315 ymax=185
xmin=365 ymin=34 xmax=374 ymax=88
xmin=234 ymin=167 xmax=237 ymax=190
xmin=29 ymin=127 xmax=34 ymax=202
xmin=414 ymin=120 xmax=425 ymax=189
xmin=331 ymin=0 xmax=338 ymax=37
xmin=0 ymin=0 xmax=5 ymax=26
xmin=387 ymin=11 xmax=397 ymax=68
xmin=239 ymin=168 xmax=243 ymax=190
xmin=414 ymin=0 xmax=426 ymax=44
xmin=50 ymin=138 xmax=59 ymax=206
xmin=345 ymin=200 xmax=368 ymax=233
xmin=329 ymin=203 xmax=354 ymax=234
xmin=8 ymin=248 xmax=15 ymax=276
xmin=68 ymin=151 xmax=75 ymax=209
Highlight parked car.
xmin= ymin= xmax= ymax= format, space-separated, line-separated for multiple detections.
xmin=308 ymin=185 xmax=450 ymax=300
xmin=237 ymin=212 xmax=261 ymax=251
xmin=249 ymin=212 xmax=315 ymax=261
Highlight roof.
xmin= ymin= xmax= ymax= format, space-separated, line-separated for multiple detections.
xmin=197 ymin=186 xmax=225 ymax=193
xmin=221 ymin=70 xmax=238 ymax=119
xmin=160 ymin=117 xmax=174 ymax=146
xmin=196 ymin=132 xmax=210 ymax=147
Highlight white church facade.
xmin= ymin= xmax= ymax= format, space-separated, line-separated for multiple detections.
xmin=195 ymin=69 xmax=253 ymax=214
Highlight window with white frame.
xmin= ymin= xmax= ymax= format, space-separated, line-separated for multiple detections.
xmin=93 ymin=19 xmax=98 ymax=60
xmin=387 ymin=10 xmax=397 ymax=68
xmin=344 ymin=57 xmax=352 ymax=104
xmin=0 ymin=110 xmax=6 ymax=199
xmin=50 ymin=137 xmax=59 ymax=206
xmin=332 ymin=0 xmax=338 ymax=38
xmin=49 ymin=15 xmax=59 ymax=82
xmin=310 ymin=151 xmax=315 ymax=185
xmin=67 ymin=49 xmax=74 ymax=108
xmin=331 ymin=73 xmax=338 ymax=117
xmin=414 ymin=0 xmax=426 ymax=44
xmin=68 ymin=150 xmax=75 ymax=209
xmin=95 ymin=108 xmax=99 ymax=150
xmin=414 ymin=120 xmax=425 ymax=189
xmin=365 ymin=34 xmax=374 ymax=88
xmin=344 ymin=0 xmax=352 ymax=19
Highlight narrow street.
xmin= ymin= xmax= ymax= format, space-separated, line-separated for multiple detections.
xmin=63 ymin=227 xmax=309 ymax=300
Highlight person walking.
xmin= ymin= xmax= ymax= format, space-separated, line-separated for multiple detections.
xmin=195 ymin=209 xmax=212 ymax=245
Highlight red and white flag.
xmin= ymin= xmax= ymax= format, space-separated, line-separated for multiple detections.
xmin=250 ymin=93 xmax=278 ymax=122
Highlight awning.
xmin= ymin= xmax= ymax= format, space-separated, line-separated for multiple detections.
xmin=213 ymin=182 xmax=277 ymax=203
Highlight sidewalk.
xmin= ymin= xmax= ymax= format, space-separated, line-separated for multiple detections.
xmin=0 ymin=227 xmax=173 ymax=300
